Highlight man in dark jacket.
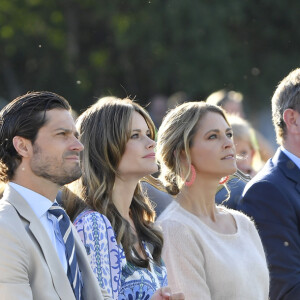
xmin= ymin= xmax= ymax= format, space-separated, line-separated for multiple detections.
xmin=237 ymin=68 xmax=300 ymax=300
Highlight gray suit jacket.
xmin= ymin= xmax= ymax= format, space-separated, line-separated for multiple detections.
xmin=0 ymin=185 xmax=111 ymax=300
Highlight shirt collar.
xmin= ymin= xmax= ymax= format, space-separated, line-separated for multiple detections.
xmin=8 ymin=182 xmax=55 ymax=219
xmin=281 ymin=146 xmax=300 ymax=170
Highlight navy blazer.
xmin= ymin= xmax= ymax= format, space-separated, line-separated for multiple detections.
xmin=237 ymin=148 xmax=300 ymax=300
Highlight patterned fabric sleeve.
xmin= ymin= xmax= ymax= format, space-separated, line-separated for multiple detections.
xmin=74 ymin=210 xmax=121 ymax=300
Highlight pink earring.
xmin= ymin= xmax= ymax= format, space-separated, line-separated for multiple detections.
xmin=185 ymin=165 xmax=196 ymax=187
xmin=219 ymin=175 xmax=229 ymax=185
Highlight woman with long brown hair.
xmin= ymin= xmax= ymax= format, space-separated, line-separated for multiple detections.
xmin=63 ymin=97 xmax=184 ymax=300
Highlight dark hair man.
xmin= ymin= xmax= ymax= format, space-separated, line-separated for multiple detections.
xmin=0 ymin=91 xmax=110 ymax=299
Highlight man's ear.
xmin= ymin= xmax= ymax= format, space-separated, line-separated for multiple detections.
xmin=12 ymin=136 xmax=32 ymax=158
xmin=283 ymin=109 xmax=300 ymax=134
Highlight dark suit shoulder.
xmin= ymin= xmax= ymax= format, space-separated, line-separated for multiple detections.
xmin=238 ymin=163 xmax=298 ymax=225
xmin=243 ymin=156 xmax=287 ymax=190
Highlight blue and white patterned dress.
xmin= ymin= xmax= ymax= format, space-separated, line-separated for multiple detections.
xmin=74 ymin=210 xmax=168 ymax=300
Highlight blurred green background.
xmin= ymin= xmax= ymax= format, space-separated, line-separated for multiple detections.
xmin=0 ymin=0 xmax=299 ymax=128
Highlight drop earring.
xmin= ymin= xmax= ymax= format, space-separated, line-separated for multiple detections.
xmin=185 ymin=165 xmax=196 ymax=187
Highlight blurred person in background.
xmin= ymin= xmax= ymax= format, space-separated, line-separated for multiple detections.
xmin=227 ymin=114 xmax=264 ymax=177
xmin=206 ymin=89 xmax=275 ymax=163
xmin=155 ymin=101 xmax=269 ymax=299
xmin=148 ymin=94 xmax=168 ymax=129
xmin=166 ymin=92 xmax=188 ymax=111
xmin=206 ymin=89 xmax=245 ymax=118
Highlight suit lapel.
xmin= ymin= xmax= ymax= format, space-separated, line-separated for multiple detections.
xmin=5 ymin=186 xmax=75 ymax=300
xmin=274 ymin=148 xmax=300 ymax=193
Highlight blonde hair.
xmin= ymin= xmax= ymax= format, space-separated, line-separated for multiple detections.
xmin=64 ymin=97 xmax=163 ymax=267
xmin=227 ymin=114 xmax=262 ymax=172
xmin=156 ymin=101 xmax=229 ymax=195
xmin=227 ymin=115 xmax=256 ymax=148
xmin=206 ymin=89 xmax=243 ymax=107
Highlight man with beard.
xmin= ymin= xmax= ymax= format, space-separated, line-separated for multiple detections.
xmin=0 ymin=92 xmax=110 ymax=300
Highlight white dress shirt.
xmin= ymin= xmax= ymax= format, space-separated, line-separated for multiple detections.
xmin=9 ymin=182 xmax=67 ymax=273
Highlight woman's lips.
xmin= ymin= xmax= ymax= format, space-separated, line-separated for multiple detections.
xmin=143 ymin=153 xmax=156 ymax=158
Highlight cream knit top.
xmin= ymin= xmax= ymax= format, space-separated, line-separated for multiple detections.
xmin=157 ymin=201 xmax=269 ymax=300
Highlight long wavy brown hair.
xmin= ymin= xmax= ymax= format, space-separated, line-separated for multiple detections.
xmin=63 ymin=97 xmax=163 ymax=268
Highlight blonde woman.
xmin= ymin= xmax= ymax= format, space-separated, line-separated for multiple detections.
xmin=63 ymin=97 xmax=184 ymax=300
xmin=156 ymin=102 xmax=269 ymax=299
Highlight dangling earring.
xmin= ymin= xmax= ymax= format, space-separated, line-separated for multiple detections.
xmin=185 ymin=165 xmax=196 ymax=187
xmin=219 ymin=176 xmax=229 ymax=185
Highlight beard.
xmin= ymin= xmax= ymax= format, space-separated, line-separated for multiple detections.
xmin=30 ymin=144 xmax=82 ymax=186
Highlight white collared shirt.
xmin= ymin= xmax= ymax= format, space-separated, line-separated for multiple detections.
xmin=8 ymin=182 xmax=67 ymax=273
xmin=281 ymin=146 xmax=300 ymax=170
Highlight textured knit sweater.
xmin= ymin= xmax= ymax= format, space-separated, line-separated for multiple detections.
xmin=157 ymin=201 xmax=269 ymax=300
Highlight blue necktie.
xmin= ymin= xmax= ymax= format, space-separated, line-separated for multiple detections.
xmin=48 ymin=203 xmax=82 ymax=300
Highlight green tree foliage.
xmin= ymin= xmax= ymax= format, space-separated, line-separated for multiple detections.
xmin=0 ymin=0 xmax=300 ymax=112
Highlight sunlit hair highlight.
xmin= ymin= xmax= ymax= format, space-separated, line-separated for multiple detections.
xmin=156 ymin=101 xmax=229 ymax=195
